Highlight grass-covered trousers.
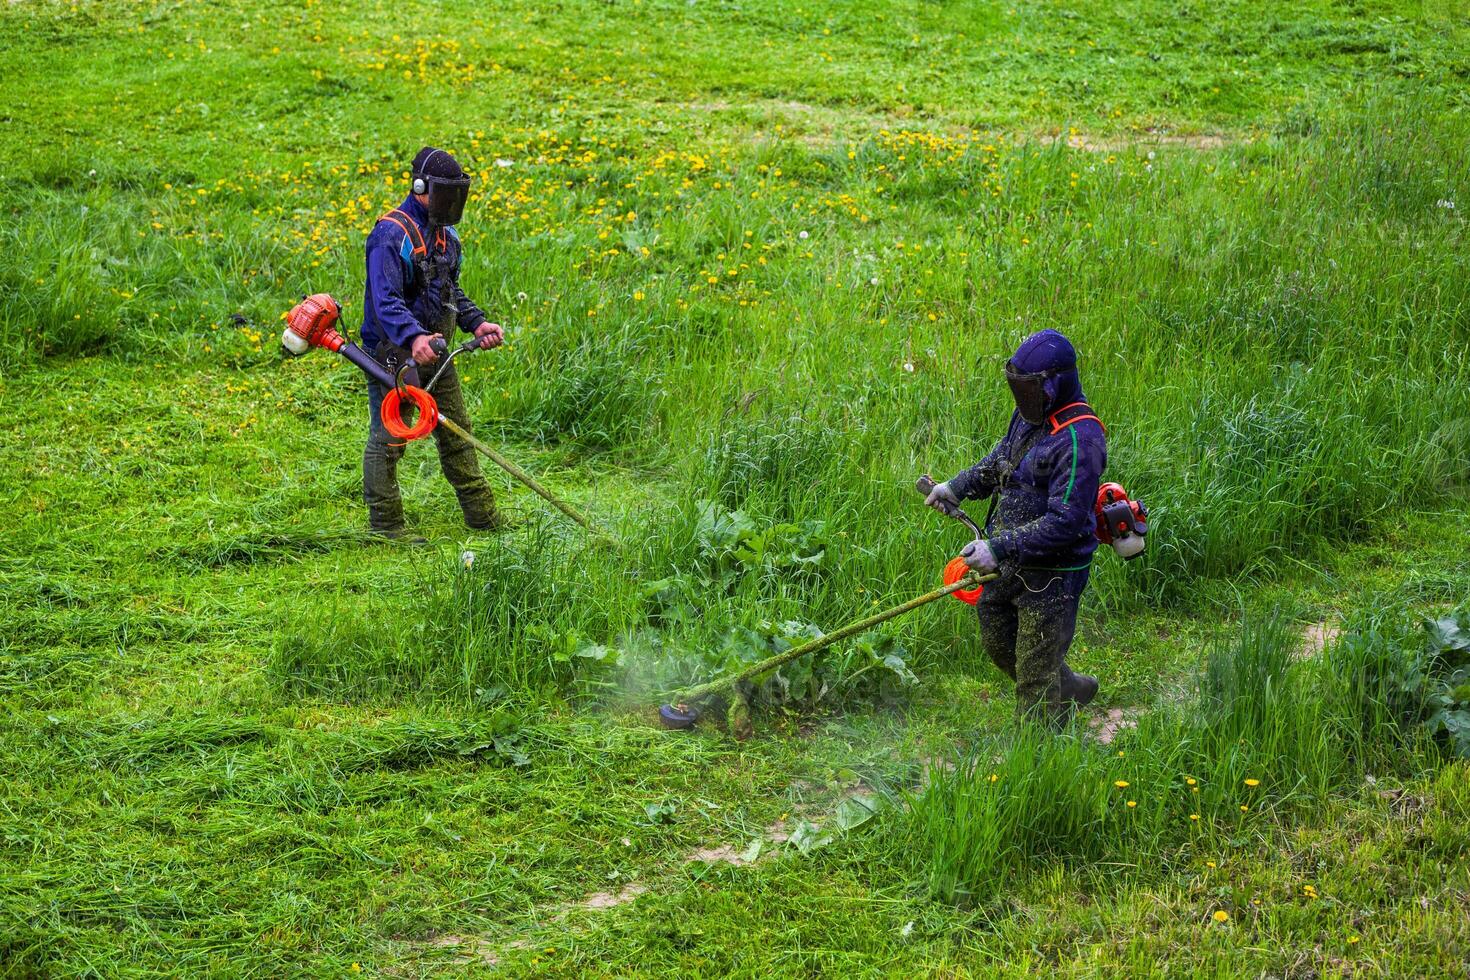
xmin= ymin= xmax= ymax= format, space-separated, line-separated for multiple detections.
xmin=362 ymin=341 xmax=499 ymax=534
xmin=975 ymin=564 xmax=1091 ymax=727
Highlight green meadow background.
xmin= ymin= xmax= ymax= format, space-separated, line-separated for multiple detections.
xmin=3 ymin=1 xmax=1469 ymax=975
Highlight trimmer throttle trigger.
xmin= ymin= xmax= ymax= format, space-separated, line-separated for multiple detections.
xmin=429 ymin=336 xmax=449 ymax=357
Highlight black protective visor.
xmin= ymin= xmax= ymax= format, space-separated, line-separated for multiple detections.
xmin=424 ymin=174 xmax=471 ymax=227
xmin=1005 ymin=360 xmax=1050 ymax=424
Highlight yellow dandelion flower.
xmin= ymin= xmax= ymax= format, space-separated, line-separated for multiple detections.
xmin=1190 ymin=813 xmax=1200 ymax=821
xmin=1114 ymin=780 xmax=1129 ymax=788
xmin=1186 ymin=777 xmax=1197 ymax=786
xmin=1348 ymin=935 xmax=1360 ymax=945
xmin=1244 ymin=778 xmax=1260 ymax=787
xmin=1126 ymin=800 xmax=1137 ymax=808
xmin=1213 ymin=910 xmax=1230 ymax=923
xmin=1240 ymin=804 xmax=1249 ymax=812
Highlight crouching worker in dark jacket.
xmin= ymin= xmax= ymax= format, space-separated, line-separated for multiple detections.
xmin=926 ymin=329 xmax=1106 ymax=727
xmin=361 ymin=146 xmax=506 ymax=541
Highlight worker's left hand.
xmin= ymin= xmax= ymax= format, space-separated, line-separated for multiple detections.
xmin=960 ymin=539 xmax=999 ymax=574
xmin=925 ymin=480 xmax=962 ymax=517
xmin=474 ymin=322 xmax=505 ymax=350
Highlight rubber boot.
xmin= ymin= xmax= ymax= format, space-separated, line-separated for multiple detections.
xmin=368 ymin=526 xmax=429 ymax=546
xmin=464 ymin=507 xmax=510 ymax=533
xmin=1060 ymin=664 xmax=1099 ymax=708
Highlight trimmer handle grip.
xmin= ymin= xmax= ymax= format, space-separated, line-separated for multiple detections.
xmin=401 ymin=337 xmax=452 ymax=382
xmin=916 ymin=473 xmax=984 ymax=542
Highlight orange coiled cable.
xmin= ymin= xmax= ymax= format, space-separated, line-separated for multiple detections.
xmin=943 ymin=556 xmax=984 ymax=605
xmin=380 ymin=385 xmax=439 ymax=441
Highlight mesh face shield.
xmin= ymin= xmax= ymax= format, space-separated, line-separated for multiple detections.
xmin=1005 ymin=360 xmax=1050 ymax=425
xmin=422 ymin=173 xmax=471 ymax=227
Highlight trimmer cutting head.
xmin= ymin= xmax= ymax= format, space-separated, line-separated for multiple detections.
xmin=658 ymin=703 xmax=699 ymax=730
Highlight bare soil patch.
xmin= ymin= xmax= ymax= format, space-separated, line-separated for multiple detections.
xmin=580 ymin=883 xmax=648 ymax=909
xmin=1046 ymin=129 xmax=1235 ymax=153
xmin=1089 ymin=707 xmax=1140 ymax=745
xmin=424 ymin=933 xmax=521 ymax=968
xmin=1300 ymin=621 xmax=1341 ymax=658
xmin=685 ymin=843 xmax=756 ymax=865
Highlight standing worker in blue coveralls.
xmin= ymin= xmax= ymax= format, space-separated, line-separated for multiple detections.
xmin=925 ymin=329 xmax=1107 ymax=727
xmin=360 ymin=146 xmax=506 ymax=542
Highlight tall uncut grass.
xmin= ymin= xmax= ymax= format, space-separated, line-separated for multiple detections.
xmin=249 ymin=94 xmax=1470 ymax=699
xmin=903 ymin=611 xmax=1435 ymax=904
xmin=271 ymin=519 xmax=634 ymax=700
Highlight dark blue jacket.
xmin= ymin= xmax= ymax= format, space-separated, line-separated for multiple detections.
xmin=360 ymin=195 xmax=488 ymax=350
xmin=949 ymin=354 xmax=1107 ymax=569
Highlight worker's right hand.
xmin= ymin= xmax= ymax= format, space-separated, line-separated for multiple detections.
xmin=410 ymin=333 xmax=445 ymax=365
xmin=925 ymin=480 xmax=961 ymax=517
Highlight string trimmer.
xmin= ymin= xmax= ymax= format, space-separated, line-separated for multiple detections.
xmin=657 ymin=475 xmax=997 ymax=739
xmin=281 ymin=293 xmax=612 ymax=542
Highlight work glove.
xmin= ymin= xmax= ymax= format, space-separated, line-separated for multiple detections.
xmin=960 ymin=539 xmax=999 ymax=574
xmin=473 ymin=321 xmax=505 ymax=350
xmin=924 ymin=480 xmax=962 ymax=517
xmin=410 ymin=332 xmax=446 ymax=365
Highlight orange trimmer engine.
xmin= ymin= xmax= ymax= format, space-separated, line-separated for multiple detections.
xmin=283 ymin=293 xmax=347 ymax=353
xmin=1095 ymin=482 xmax=1147 ymax=560
xmin=281 ymin=293 xmax=400 ymax=392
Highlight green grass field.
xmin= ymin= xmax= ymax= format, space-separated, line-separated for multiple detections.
xmin=5 ymin=0 xmax=1470 ymax=975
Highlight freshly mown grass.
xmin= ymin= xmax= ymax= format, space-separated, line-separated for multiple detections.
xmin=6 ymin=0 xmax=1470 ymax=974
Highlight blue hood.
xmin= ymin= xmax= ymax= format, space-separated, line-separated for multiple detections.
xmin=1010 ymin=328 xmax=1083 ymax=411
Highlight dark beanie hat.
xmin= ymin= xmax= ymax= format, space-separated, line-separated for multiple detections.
xmin=411 ymin=146 xmax=464 ymax=179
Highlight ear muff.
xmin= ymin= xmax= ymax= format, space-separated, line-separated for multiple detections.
xmin=412 ymin=148 xmax=447 ymax=197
